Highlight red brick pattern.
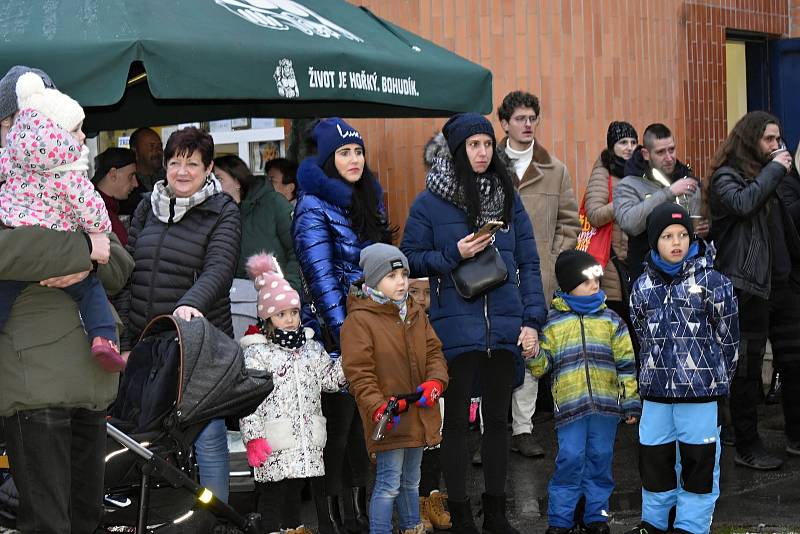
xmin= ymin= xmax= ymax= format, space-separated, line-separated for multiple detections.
xmin=336 ymin=1 xmax=790 ymax=230
xmin=684 ymin=1 xmax=789 ymax=178
xmin=791 ymin=0 xmax=800 ymax=36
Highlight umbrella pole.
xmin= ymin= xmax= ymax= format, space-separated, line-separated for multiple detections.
xmin=106 ymin=422 xmax=262 ymax=534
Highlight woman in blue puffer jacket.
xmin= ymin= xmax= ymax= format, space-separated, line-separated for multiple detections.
xmin=293 ymin=117 xmax=393 ymax=534
xmin=401 ymin=113 xmax=547 ymax=534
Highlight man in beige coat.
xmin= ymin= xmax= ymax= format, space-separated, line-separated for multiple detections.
xmin=497 ymin=91 xmax=580 ymax=457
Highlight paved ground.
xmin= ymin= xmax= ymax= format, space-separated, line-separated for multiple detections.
xmin=1 ymin=404 xmax=797 ymax=533
xmin=497 ymin=403 xmax=800 ymax=532
xmin=288 ymin=402 xmax=799 ymax=533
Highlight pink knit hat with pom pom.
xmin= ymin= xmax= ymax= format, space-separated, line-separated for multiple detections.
xmin=246 ymin=252 xmax=301 ymax=320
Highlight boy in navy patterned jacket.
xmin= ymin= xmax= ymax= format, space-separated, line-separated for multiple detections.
xmin=626 ymin=203 xmax=739 ymax=534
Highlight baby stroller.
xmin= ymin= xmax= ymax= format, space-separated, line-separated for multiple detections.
xmin=103 ymin=315 xmax=273 ymax=533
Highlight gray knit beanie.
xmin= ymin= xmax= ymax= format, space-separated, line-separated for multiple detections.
xmin=359 ymin=243 xmax=409 ymax=290
xmin=0 ymin=66 xmax=55 ymax=120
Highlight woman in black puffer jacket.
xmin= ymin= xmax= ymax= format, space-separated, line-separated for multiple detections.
xmin=117 ymin=127 xmax=241 ymax=502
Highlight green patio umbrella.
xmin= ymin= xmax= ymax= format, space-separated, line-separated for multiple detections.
xmin=0 ymin=0 xmax=492 ymax=130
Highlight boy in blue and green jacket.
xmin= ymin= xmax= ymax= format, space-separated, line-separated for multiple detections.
xmin=626 ymin=203 xmax=739 ymax=534
xmin=528 ymin=249 xmax=640 ymax=534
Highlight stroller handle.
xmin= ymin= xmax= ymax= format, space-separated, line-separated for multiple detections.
xmin=372 ymin=391 xmax=423 ymax=442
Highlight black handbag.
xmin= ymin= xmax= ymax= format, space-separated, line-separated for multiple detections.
xmin=450 ymin=244 xmax=508 ymax=300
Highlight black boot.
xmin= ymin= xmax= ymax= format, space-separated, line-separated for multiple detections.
xmin=313 ymin=492 xmax=348 ymax=534
xmin=481 ymin=493 xmax=519 ymax=534
xmin=448 ymin=497 xmax=480 ymax=534
xmin=350 ymin=486 xmax=370 ymax=533
xmin=766 ymin=370 xmax=782 ymax=405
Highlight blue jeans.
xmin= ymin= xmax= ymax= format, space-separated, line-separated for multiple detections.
xmin=548 ymin=414 xmax=618 ymax=528
xmin=639 ymin=401 xmax=721 ymax=534
xmin=370 ymin=447 xmax=424 ymax=534
xmin=194 ymin=418 xmax=230 ymax=502
xmin=0 ymin=274 xmax=116 ymax=341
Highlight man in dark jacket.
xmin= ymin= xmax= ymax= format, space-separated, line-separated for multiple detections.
xmin=613 ymin=123 xmax=707 ymax=283
xmin=773 ymin=149 xmax=800 ymax=459
xmin=707 ymin=111 xmax=793 ymax=470
xmin=0 ymin=65 xmax=135 ymax=534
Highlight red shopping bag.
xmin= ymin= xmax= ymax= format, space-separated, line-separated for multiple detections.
xmin=575 ymin=176 xmax=614 ymax=267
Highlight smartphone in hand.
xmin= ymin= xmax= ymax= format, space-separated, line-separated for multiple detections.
xmin=471 ymin=220 xmax=504 ymax=240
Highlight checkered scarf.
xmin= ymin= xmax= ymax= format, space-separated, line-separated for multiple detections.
xmin=425 ymin=156 xmax=505 ymax=227
xmin=150 ymin=175 xmax=222 ymax=223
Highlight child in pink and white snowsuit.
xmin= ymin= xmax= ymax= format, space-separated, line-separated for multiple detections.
xmin=0 ymin=72 xmax=124 ymax=372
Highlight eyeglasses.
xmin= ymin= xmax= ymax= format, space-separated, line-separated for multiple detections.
xmin=511 ymin=115 xmax=539 ymax=125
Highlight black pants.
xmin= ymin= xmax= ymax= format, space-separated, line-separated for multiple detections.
xmin=732 ymin=283 xmax=800 ymax=452
xmin=2 ymin=408 xmax=106 ymax=534
xmin=257 ymin=477 xmax=310 ymax=531
xmin=321 ymin=392 xmax=369 ymax=495
xmin=777 ymin=363 xmax=800 ymax=442
xmin=419 ymin=448 xmax=442 ymax=496
xmin=770 ymin=280 xmax=800 ymax=443
xmin=731 ymin=290 xmax=770 ymax=453
xmin=442 ymin=350 xmax=515 ymax=501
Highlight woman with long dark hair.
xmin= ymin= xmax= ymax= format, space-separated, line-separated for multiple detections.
xmin=401 ymin=112 xmax=546 ymax=534
xmin=293 ymin=118 xmax=393 ymax=534
xmin=584 ymin=121 xmax=638 ymax=318
xmin=704 ymin=110 xmax=793 ymax=471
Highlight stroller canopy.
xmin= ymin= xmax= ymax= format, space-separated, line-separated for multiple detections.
xmin=115 ymin=315 xmax=272 ymax=431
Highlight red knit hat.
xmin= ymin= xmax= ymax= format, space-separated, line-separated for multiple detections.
xmin=246 ymin=252 xmax=301 ymax=320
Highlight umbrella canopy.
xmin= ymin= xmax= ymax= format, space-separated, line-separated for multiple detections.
xmin=0 ymin=0 xmax=493 ymax=130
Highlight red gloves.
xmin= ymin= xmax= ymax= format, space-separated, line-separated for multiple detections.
xmin=416 ymin=380 xmax=443 ymax=408
xmin=246 ymin=438 xmax=272 ymax=468
xmin=373 ymin=398 xmax=409 ymax=432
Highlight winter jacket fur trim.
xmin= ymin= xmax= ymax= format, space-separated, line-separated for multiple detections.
xmin=292 ymin=159 xmax=384 ymax=353
xmin=497 ymin=137 xmax=580 ymax=306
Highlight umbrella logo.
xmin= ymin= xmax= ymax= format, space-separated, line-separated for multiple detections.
xmin=274 ymin=59 xmax=300 ymax=99
xmin=216 ymin=0 xmax=364 ymax=42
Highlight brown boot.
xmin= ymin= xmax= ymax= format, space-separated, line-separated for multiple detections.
xmin=427 ymin=491 xmax=452 ymax=530
xmin=401 ymin=524 xmax=427 ymax=534
xmin=419 ymin=496 xmax=434 ymax=532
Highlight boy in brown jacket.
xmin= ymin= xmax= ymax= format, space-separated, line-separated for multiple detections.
xmin=341 ymin=243 xmax=449 ymax=534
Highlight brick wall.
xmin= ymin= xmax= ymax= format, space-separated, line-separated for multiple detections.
xmin=683 ymin=0 xmax=788 ymax=179
xmin=791 ymin=0 xmax=800 ymax=36
xmin=341 ymin=1 xmax=790 ymax=230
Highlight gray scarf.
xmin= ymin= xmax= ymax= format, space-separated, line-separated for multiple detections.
xmin=151 ymin=176 xmax=222 ymax=223
xmin=425 ymin=156 xmax=505 ymax=227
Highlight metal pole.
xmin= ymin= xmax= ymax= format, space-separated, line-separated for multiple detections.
xmin=107 ymin=423 xmax=154 ymax=460
xmin=136 ymin=472 xmax=150 ymax=534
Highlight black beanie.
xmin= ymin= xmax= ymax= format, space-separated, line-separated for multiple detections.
xmin=646 ymin=202 xmax=693 ymax=251
xmin=555 ymin=250 xmax=603 ymax=294
xmin=442 ymin=112 xmax=496 ymax=155
xmin=606 ymin=121 xmax=638 ymax=151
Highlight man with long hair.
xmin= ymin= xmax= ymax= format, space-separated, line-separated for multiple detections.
xmin=704 ymin=110 xmax=794 ymax=471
